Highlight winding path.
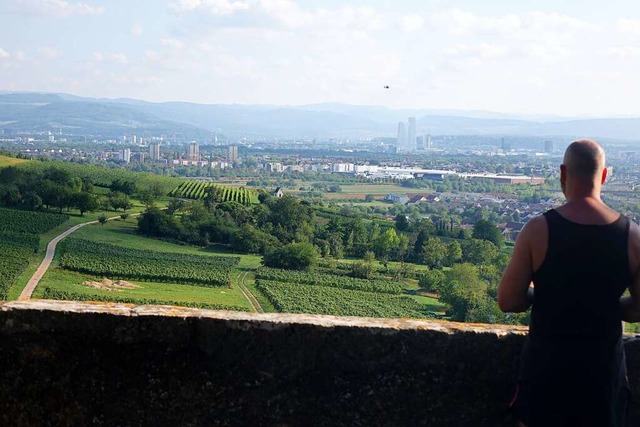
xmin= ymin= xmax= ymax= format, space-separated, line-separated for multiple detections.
xmin=236 ymin=270 xmax=264 ymax=313
xmin=19 ymin=215 xmax=130 ymax=300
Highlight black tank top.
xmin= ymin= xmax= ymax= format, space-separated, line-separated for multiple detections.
xmin=530 ymin=209 xmax=632 ymax=340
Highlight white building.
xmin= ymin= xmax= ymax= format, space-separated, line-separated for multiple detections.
xmin=120 ymin=148 xmax=131 ymax=163
xmin=149 ymin=142 xmax=160 ymax=162
xmin=188 ymin=142 xmax=199 ymax=162
xmin=408 ymin=117 xmax=416 ymax=151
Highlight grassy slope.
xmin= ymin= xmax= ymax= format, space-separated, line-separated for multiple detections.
xmin=0 ymin=155 xmax=27 ymax=167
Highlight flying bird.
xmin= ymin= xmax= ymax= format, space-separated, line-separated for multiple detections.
xmin=383 ymin=85 xmax=390 ymax=89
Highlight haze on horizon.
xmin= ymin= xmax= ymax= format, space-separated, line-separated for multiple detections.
xmin=2 ymin=0 xmax=640 ymax=117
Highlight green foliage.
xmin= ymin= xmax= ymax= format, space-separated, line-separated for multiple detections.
xmin=255 ymin=266 xmax=403 ymax=294
xmin=462 ymin=239 xmax=498 ymax=265
xmin=0 ymin=207 xmax=68 ymax=234
xmin=439 ymin=263 xmax=488 ymax=321
xmin=256 ymin=280 xmax=434 ymax=319
xmin=419 ymin=268 xmax=446 ymax=292
xmin=262 ymin=242 xmax=319 ymax=270
xmin=229 ymin=224 xmax=280 ymax=254
xmin=60 ymin=238 xmax=239 ymax=286
xmin=41 ymin=288 xmax=250 ymax=312
xmin=472 ymin=219 xmax=504 ymax=247
xmin=0 ymin=241 xmax=32 ymax=300
xmin=443 ymin=241 xmax=463 ymax=266
xmin=420 ymin=237 xmax=446 ymax=268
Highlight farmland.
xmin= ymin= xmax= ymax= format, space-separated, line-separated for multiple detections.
xmin=0 ymin=207 xmax=69 ymax=234
xmin=0 ymin=209 xmax=72 ymax=300
xmin=256 ymin=280 xmax=435 ymax=319
xmin=60 ymin=238 xmax=239 ymax=286
xmin=169 ymin=180 xmax=258 ymax=205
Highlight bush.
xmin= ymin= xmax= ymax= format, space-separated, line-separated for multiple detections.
xmin=263 ymin=242 xmax=319 ymax=270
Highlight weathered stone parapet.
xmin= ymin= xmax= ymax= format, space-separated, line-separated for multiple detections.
xmin=0 ymin=300 xmax=637 ymax=426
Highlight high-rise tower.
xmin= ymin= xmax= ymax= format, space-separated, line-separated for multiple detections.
xmin=149 ymin=142 xmax=160 ymax=162
xmin=397 ymin=122 xmax=407 ymax=151
xmin=188 ymin=142 xmax=199 ymax=162
xmin=408 ymin=117 xmax=416 ymax=151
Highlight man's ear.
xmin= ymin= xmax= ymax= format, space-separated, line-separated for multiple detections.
xmin=601 ymin=167 xmax=608 ymax=185
xmin=560 ymin=164 xmax=567 ymax=184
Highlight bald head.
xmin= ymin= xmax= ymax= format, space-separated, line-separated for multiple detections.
xmin=563 ymin=139 xmax=606 ymax=180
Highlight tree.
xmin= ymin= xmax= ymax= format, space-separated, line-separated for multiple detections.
xmin=419 ymin=268 xmax=446 ymax=292
xmin=110 ymin=179 xmax=136 ymax=195
xmin=364 ymin=194 xmax=375 ymax=202
xmin=262 ymin=242 xmax=319 ymax=270
xmin=166 ymin=198 xmax=186 ymax=215
xmin=443 ymin=241 xmax=463 ymax=266
xmin=73 ymin=192 xmax=99 ymax=216
xmin=352 ymin=251 xmax=376 ymax=279
xmin=394 ymin=214 xmax=409 ymax=232
xmin=440 ymin=263 xmax=488 ymax=321
xmin=420 ymin=237 xmax=446 ymax=268
xmin=374 ymin=228 xmax=400 ymax=259
xmin=472 ymin=219 xmax=504 ymax=247
xmin=462 ymin=239 xmax=498 ymax=266
xmin=98 ymin=215 xmax=108 ymax=226
xmin=108 ymin=192 xmax=132 ymax=212
xmin=230 ymin=224 xmax=279 ymax=254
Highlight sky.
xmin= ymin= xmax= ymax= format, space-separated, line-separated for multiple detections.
xmin=3 ymin=0 xmax=640 ymax=116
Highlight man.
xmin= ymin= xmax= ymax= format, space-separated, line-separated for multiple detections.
xmin=498 ymin=139 xmax=640 ymax=427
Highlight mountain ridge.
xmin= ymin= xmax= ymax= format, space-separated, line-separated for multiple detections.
xmin=1 ymin=92 xmax=639 ymax=141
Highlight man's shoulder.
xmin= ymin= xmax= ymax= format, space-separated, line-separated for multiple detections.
xmin=523 ymin=214 xmax=548 ymax=234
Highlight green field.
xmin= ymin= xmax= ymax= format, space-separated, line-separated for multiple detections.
xmin=33 ymin=268 xmax=251 ymax=310
xmin=35 ymin=218 xmax=254 ymax=310
xmin=0 ymin=155 xmax=27 ymax=167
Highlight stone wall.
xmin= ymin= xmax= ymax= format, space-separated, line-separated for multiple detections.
xmin=0 ymin=300 xmax=638 ymax=426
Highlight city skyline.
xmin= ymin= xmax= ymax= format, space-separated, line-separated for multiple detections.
xmin=3 ymin=1 xmax=640 ymax=116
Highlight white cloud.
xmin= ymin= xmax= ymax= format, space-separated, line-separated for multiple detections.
xmin=399 ymin=14 xmax=424 ymax=32
xmin=13 ymin=0 xmax=104 ymax=17
xmin=604 ymin=46 xmax=640 ymax=59
xmin=445 ymin=43 xmax=515 ymax=61
xmin=617 ymin=18 xmax=640 ymax=35
xmin=432 ymin=8 xmax=521 ymax=36
xmin=161 ymin=38 xmax=185 ymax=49
xmin=432 ymin=8 xmax=588 ymax=38
xmin=38 ymin=47 xmax=61 ymax=59
xmin=92 ymin=52 xmax=128 ymax=64
xmin=169 ymin=0 xmax=250 ymax=15
xmin=130 ymin=23 xmax=143 ymax=37
xmin=0 ymin=48 xmax=9 ymax=59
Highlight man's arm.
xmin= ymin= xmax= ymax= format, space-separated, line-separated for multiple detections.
xmin=621 ymin=222 xmax=640 ymax=322
xmin=498 ymin=217 xmax=544 ymax=313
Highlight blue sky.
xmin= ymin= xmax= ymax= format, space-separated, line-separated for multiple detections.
xmin=3 ymin=0 xmax=640 ymax=116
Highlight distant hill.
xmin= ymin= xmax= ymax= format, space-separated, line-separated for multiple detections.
xmin=1 ymin=92 xmax=640 ymax=141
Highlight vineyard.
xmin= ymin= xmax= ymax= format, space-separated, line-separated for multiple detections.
xmin=254 ymin=267 xmax=404 ymax=294
xmin=42 ymin=288 xmax=250 ymax=312
xmin=0 ymin=209 xmax=68 ymax=300
xmin=169 ymin=181 xmax=257 ymax=205
xmin=60 ymin=238 xmax=240 ymax=286
xmin=255 ymin=280 xmax=433 ymax=319
xmin=0 ymin=207 xmax=69 ymax=234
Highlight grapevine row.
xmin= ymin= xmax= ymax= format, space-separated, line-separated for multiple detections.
xmin=60 ymin=239 xmax=240 ymax=286
xmin=256 ymin=280 xmax=433 ymax=319
xmin=254 ymin=267 xmax=403 ymax=294
xmin=42 ymin=288 xmax=250 ymax=312
xmin=0 ymin=207 xmax=68 ymax=234
xmin=169 ymin=181 xmax=255 ymax=205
